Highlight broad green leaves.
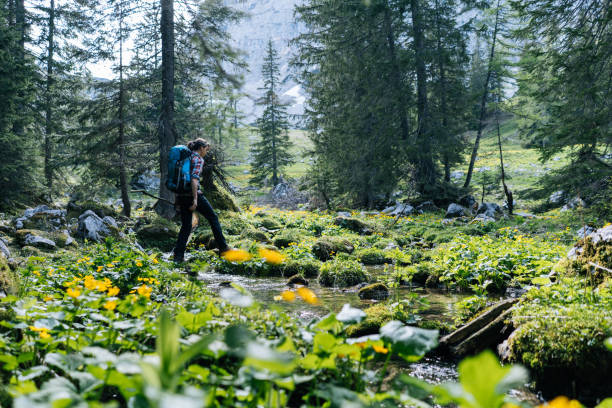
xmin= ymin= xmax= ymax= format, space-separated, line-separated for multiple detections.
xmin=380 ymin=321 xmax=438 ymax=362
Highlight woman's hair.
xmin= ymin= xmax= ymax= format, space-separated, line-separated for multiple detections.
xmin=187 ymin=138 xmax=210 ymax=151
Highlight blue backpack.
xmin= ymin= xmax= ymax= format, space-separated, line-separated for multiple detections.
xmin=166 ymin=145 xmax=192 ymax=194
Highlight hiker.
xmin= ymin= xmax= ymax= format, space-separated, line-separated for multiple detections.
xmin=173 ymin=138 xmax=230 ymax=263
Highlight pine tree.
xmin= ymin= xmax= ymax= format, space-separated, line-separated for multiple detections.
xmin=511 ymin=0 xmax=611 ymax=206
xmin=250 ymin=40 xmax=293 ymax=187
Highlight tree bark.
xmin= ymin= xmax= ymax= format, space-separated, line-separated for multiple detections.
xmin=410 ymin=0 xmax=435 ymax=192
xmin=13 ymin=0 xmax=25 ymax=136
xmin=44 ymin=0 xmax=55 ymax=189
xmin=463 ymin=0 xmax=500 ymax=189
xmin=118 ymin=5 xmax=131 ymax=217
xmin=496 ymin=104 xmax=512 ymax=214
xmin=383 ymin=4 xmax=409 ymax=141
xmin=434 ymin=0 xmax=451 ymax=183
xmin=158 ymin=0 xmax=176 ymax=218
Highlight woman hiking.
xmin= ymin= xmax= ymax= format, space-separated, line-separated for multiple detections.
xmin=173 ymin=138 xmax=230 ymax=263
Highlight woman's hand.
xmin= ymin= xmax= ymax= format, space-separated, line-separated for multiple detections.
xmin=189 ymin=198 xmax=197 ymax=212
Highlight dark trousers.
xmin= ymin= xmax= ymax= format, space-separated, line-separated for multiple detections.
xmin=175 ymin=193 xmax=227 ymax=259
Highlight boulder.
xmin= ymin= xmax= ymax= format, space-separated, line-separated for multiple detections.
xmin=458 ymin=194 xmax=477 ymax=209
xmin=563 ymin=224 xmax=612 ymax=282
xmin=135 ymin=216 xmax=179 ymax=251
xmin=287 ymin=275 xmax=308 ymax=286
xmin=577 ymin=225 xmax=596 ymax=239
xmin=358 ymin=283 xmax=389 ymax=300
xmin=24 ymin=234 xmax=56 ymax=250
xmin=68 ymin=200 xmax=116 ymax=219
xmin=561 ymin=196 xmax=586 ymax=211
xmin=77 ymin=210 xmax=117 ymax=242
xmin=476 ymin=202 xmax=503 ymax=219
xmin=312 ymin=237 xmax=354 ymax=261
xmin=416 ymin=201 xmax=438 ymax=213
xmin=333 ymin=216 xmax=373 ymax=235
xmin=14 ymin=205 xmax=66 ymax=230
xmin=0 ymin=253 xmax=17 ymax=295
xmin=445 ymin=203 xmax=468 ymax=218
xmin=390 ymin=203 xmax=414 ymax=216
xmin=472 ymin=214 xmax=496 ymax=223
xmin=0 ymin=238 xmax=10 ymax=259
xmin=336 ymin=211 xmax=352 ymax=218
xmin=548 ymin=190 xmax=565 ymax=205
xmin=132 ymin=170 xmax=160 ymax=191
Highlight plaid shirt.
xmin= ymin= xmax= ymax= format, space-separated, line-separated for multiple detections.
xmin=191 ymin=151 xmax=204 ymax=180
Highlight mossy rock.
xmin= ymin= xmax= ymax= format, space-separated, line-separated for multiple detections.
xmin=358 ymin=283 xmax=389 ymax=300
xmin=565 ymin=225 xmax=612 ymax=284
xmin=372 ymin=239 xmax=396 ymax=250
xmin=20 ymin=246 xmax=44 ymax=257
xmin=68 ymin=200 xmax=116 ymax=219
xmin=355 ymin=248 xmax=392 ymax=265
xmin=287 ymin=275 xmax=309 ymax=286
xmin=312 ymin=237 xmax=354 ymax=261
xmin=136 ymin=216 xmax=179 ymax=251
xmin=318 ymin=259 xmax=367 ymax=287
xmin=395 ymin=263 xmax=433 ymax=286
xmin=508 ymin=310 xmax=612 ymax=400
xmin=20 ymin=211 xmax=66 ymax=231
xmin=346 ymin=303 xmax=392 ymax=337
xmin=240 ymin=228 xmax=269 ymax=243
xmin=256 ymin=216 xmax=283 ymax=231
xmin=202 ymin=183 xmax=240 ymax=212
xmin=14 ymin=229 xmax=75 ymax=249
xmin=221 ymin=217 xmax=254 ymax=236
xmin=282 ymin=259 xmax=321 ymax=279
xmin=192 ymin=231 xmax=215 ymax=249
xmin=333 ymin=216 xmax=373 ymax=235
xmin=273 ymin=229 xmax=305 ymax=248
xmin=0 ymin=254 xmax=17 ymax=295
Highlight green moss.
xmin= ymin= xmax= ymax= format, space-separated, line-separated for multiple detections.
xmin=240 ymin=228 xmax=269 ymax=243
xmin=273 ymin=229 xmax=305 ymax=248
xmin=221 ymin=217 xmax=253 ymax=236
xmin=372 ymin=239 xmax=395 ymax=250
xmin=203 ymin=183 xmax=240 ymax=212
xmin=318 ymin=259 xmax=367 ymax=287
xmin=333 ymin=216 xmax=373 ymax=235
xmin=312 ymin=237 xmax=354 ymax=261
xmin=355 ymin=248 xmax=392 ymax=265
xmin=256 ymin=216 xmax=283 ymax=230
xmin=358 ymin=283 xmax=389 ymax=300
xmin=345 ymin=303 xmax=392 ymax=337
xmin=394 ymin=263 xmax=433 ymax=286
xmin=68 ymin=200 xmax=116 ymax=219
xmin=0 ymin=255 xmax=17 ymax=295
xmin=136 ymin=216 xmax=179 ymax=251
xmin=568 ymin=232 xmax=612 ymax=284
xmin=282 ymin=259 xmax=321 ymax=278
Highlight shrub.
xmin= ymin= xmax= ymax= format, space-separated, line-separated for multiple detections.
xmin=273 ymin=229 xmax=305 ymax=248
xmin=318 ymin=258 xmax=367 ymax=287
xmin=312 ymin=237 xmax=354 ymax=261
xmin=282 ymin=259 xmax=321 ymax=278
xmin=355 ymin=248 xmax=392 ymax=265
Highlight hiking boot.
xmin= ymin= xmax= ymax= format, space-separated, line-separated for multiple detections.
xmin=218 ymin=246 xmax=233 ymax=258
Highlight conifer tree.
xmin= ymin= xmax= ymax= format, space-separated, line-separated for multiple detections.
xmin=250 ymin=40 xmax=293 ymax=187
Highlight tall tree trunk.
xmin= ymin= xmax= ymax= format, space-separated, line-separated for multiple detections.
xmin=495 ymin=98 xmax=512 ymax=214
xmin=118 ymin=8 xmax=131 ymax=217
xmin=44 ymin=0 xmax=55 ymax=189
xmin=158 ymin=0 xmax=176 ymax=218
xmin=13 ymin=0 xmax=25 ymax=136
xmin=383 ymin=4 xmax=409 ymax=141
xmin=410 ymin=0 xmax=435 ymax=192
xmin=434 ymin=0 xmax=451 ymax=183
xmin=463 ymin=0 xmax=500 ymax=189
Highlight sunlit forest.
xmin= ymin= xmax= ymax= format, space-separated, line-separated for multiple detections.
xmin=0 ymin=0 xmax=610 ymax=406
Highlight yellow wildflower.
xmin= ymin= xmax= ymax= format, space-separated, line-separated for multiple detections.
xmin=95 ymin=281 xmax=109 ymax=292
xmin=137 ymin=284 xmax=152 ymax=298
xmin=97 ymin=266 xmax=103 ymax=272
xmin=258 ymin=248 xmax=286 ymax=265
xmin=39 ymin=330 xmax=51 ymax=339
xmin=537 ymin=397 xmax=582 ymax=408
xmin=103 ymin=300 xmax=117 ymax=311
xmin=221 ymin=249 xmax=253 ymax=262
xmin=136 ymin=261 xmax=143 ymax=267
xmin=296 ymin=287 xmax=319 ymax=305
xmin=84 ymin=276 xmax=97 ymax=290
xmin=372 ymin=345 xmax=389 ymax=354
xmin=32 ymin=270 xmax=40 ymax=276
xmin=152 ymin=258 xmax=159 ymax=264
xmin=107 ymin=286 xmax=120 ymax=296
xmin=44 ymin=295 xmax=53 ymax=302
xmin=280 ymin=290 xmax=296 ymax=302
xmin=66 ymin=287 xmax=81 ymax=298
xmin=107 ymin=263 xmax=114 ymax=268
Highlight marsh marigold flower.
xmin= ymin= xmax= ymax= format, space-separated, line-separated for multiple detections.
xmin=103 ymin=300 xmax=117 ymax=311
xmin=67 ymin=287 xmax=81 ymax=298
xmin=296 ymin=287 xmax=319 ymax=305
xmin=221 ymin=249 xmax=252 ymax=263
xmin=137 ymin=284 xmax=152 ymax=298
xmin=107 ymin=286 xmax=120 ymax=297
xmin=280 ymin=290 xmax=296 ymax=302
xmin=258 ymin=248 xmax=286 ymax=265
xmin=372 ymin=345 xmax=389 ymax=354
xmin=537 ymin=397 xmax=582 ymax=408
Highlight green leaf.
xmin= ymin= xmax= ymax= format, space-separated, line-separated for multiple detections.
xmin=243 ymin=341 xmax=296 ymax=375
xmin=336 ymin=304 xmax=366 ymax=324
xmin=531 ymin=276 xmax=551 ymax=286
xmin=314 ymin=332 xmax=339 ymax=354
xmin=605 ymin=338 xmax=612 ymax=351
xmin=176 ymin=310 xmax=212 ymax=332
xmin=379 ymin=321 xmax=438 ymax=362
xmin=596 ymin=398 xmax=612 ymax=408
xmin=315 ymin=313 xmax=342 ymax=332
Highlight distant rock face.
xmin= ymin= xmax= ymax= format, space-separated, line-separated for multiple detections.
xmin=224 ymin=0 xmax=305 ymax=121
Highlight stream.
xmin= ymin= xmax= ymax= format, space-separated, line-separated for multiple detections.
xmin=192 ymin=265 xmax=543 ymax=405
